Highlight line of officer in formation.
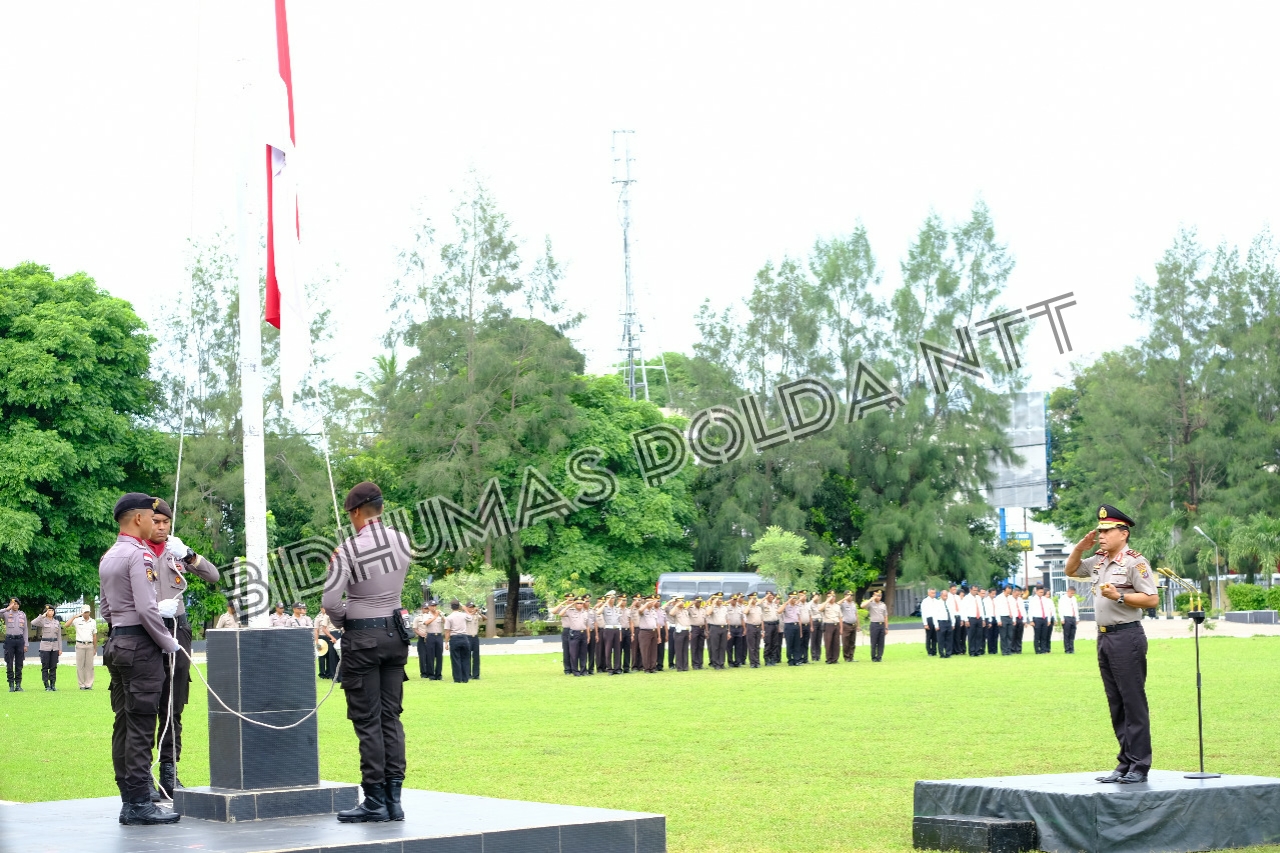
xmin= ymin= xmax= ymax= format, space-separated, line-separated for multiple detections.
xmin=410 ymin=599 xmax=482 ymax=683
xmin=916 ymin=582 xmax=1082 ymax=659
xmin=551 ymin=589 xmax=878 ymax=675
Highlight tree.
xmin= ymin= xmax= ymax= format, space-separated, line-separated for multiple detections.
xmin=748 ymin=526 xmax=823 ymax=591
xmin=0 ymin=263 xmax=171 ymax=609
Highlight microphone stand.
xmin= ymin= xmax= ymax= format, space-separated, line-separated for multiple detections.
xmin=1157 ymin=568 xmax=1220 ymax=779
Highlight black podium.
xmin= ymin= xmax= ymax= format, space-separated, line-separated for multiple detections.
xmin=173 ymin=627 xmax=358 ymax=821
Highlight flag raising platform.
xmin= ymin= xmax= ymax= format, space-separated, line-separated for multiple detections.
xmin=913 ymin=771 xmax=1280 ymax=853
xmin=0 ymin=790 xmax=666 ymax=853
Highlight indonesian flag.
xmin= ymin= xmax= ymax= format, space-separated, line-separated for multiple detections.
xmin=264 ymin=0 xmax=308 ymax=417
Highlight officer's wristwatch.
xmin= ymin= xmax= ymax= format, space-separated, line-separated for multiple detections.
xmin=1119 ymin=592 xmax=1126 ymax=607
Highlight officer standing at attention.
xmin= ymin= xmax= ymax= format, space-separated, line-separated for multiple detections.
xmin=551 ymin=593 xmax=575 ymax=675
xmin=935 ymin=590 xmax=953 ymax=658
xmin=726 ymin=594 xmax=746 ymax=667
xmin=652 ymin=595 xmax=668 ymax=671
xmin=315 ymin=606 xmax=339 ymax=679
xmin=743 ymin=592 xmax=764 ymax=668
xmin=148 ymin=499 xmax=220 ymax=800
xmin=322 ymin=481 xmax=413 ymax=823
xmin=271 ymin=603 xmax=291 ymax=627
xmin=705 ymin=594 xmax=729 ymax=670
xmin=687 ymin=596 xmax=708 ymax=669
xmin=70 ymin=607 xmax=99 ymax=689
xmin=861 ymin=589 xmax=888 ymax=662
xmin=1059 ymin=587 xmax=1080 ymax=654
xmin=920 ymin=588 xmax=940 ymax=656
xmin=781 ymin=593 xmax=802 ymax=666
xmin=4 ymin=598 xmax=28 ymax=692
xmin=665 ymin=595 xmax=692 ymax=671
xmin=464 ymin=601 xmax=482 ymax=680
xmin=443 ymin=600 xmax=472 ymax=682
xmin=216 ymin=604 xmax=238 ymax=630
xmin=820 ymin=592 xmax=843 ymax=664
xmin=99 ymin=493 xmax=182 ymax=825
xmin=839 ymin=591 xmax=860 ymax=662
xmin=31 ymin=605 xmax=62 ymax=691
xmin=796 ymin=592 xmax=813 ymax=663
xmin=761 ymin=591 xmax=782 ymax=666
xmin=1065 ymin=505 xmax=1159 ymax=784
xmin=412 ymin=603 xmax=434 ymax=679
xmin=1030 ymin=585 xmax=1054 ymax=654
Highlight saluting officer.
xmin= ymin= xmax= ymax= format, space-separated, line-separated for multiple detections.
xmin=464 ymin=601 xmax=482 ymax=680
xmin=860 ymin=589 xmax=888 ymax=662
xmin=705 ymin=594 xmax=729 ymax=670
xmin=665 ymin=595 xmax=691 ymax=671
xmin=726 ymin=594 xmax=746 ymax=667
xmin=687 ymin=596 xmax=708 ymax=669
xmin=4 ymin=597 xmax=28 ymax=692
xmin=761 ymin=591 xmax=782 ymax=665
xmin=839 ymin=591 xmax=860 ymax=662
xmin=322 ymin=481 xmax=413 ymax=823
xmin=1066 ymin=505 xmax=1159 ymax=785
xmin=100 ymin=493 xmax=182 ymax=825
xmin=31 ymin=605 xmax=62 ymax=691
xmin=148 ymin=499 xmax=219 ymax=800
xmin=743 ymin=592 xmax=764 ymax=668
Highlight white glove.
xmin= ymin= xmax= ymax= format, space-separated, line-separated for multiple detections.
xmin=158 ymin=598 xmax=179 ymax=618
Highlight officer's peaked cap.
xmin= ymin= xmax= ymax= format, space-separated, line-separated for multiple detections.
xmin=1097 ymin=504 xmax=1136 ymax=529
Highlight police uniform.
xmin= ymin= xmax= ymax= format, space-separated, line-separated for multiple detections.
xmin=618 ymin=599 xmax=634 ymax=673
xmin=861 ymin=594 xmax=888 ymax=662
xmin=839 ymin=594 xmax=860 ymax=662
xmin=820 ymin=596 xmax=843 ymax=663
xmin=1030 ymin=588 xmax=1054 ymax=654
xmin=552 ymin=596 xmax=575 ymax=675
xmin=100 ymin=493 xmax=182 ymax=825
xmin=743 ymin=596 xmax=763 ymax=668
xmin=315 ymin=610 xmax=341 ymax=679
xmin=1067 ymin=505 xmax=1158 ymax=783
xmin=797 ymin=595 xmax=813 ymax=663
xmin=635 ymin=599 xmax=660 ymax=673
xmin=706 ymin=598 xmax=729 ymax=670
xmin=444 ymin=604 xmax=473 ymax=681
xmin=151 ymin=511 xmax=220 ymax=797
xmin=726 ymin=598 xmax=746 ymax=667
xmin=412 ymin=606 xmax=436 ymax=679
xmin=464 ymin=602 xmax=482 ymax=680
xmin=31 ymin=611 xmax=61 ymax=690
xmin=781 ymin=597 xmax=802 ymax=665
xmin=561 ymin=601 xmax=590 ymax=675
xmin=3 ymin=600 xmax=28 ymax=691
xmin=600 ymin=596 xmax=625 ymax=674
xmin=666 ymin=598 xmax=691 ymax=671
xmin=653 ymin=603 xmax=667 ymax=671
xmin=761 ymin=594 xmax=782 ymax=665
xmin=808 ymin=595 xmax=824 ymax=663
xmin=322 ymin=482 xmax=413 ymax=822
xmin=687 ymin=599 xmax=708 ymax=669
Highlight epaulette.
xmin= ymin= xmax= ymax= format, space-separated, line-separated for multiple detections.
xmin=1125 ymin=548 xmax=1141 ymax=558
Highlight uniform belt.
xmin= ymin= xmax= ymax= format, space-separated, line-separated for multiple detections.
xmin=162 ymin=614 xmax=189 ymax=629
xmin=5 ymin=634 xmax=22 ymax=639
xmin=763 ymin=620 xmax=779 ymax=624
xmin=109 ymin=625 xmax=147 ymax=636
xmin=345 ymin=617 xmax=390 ymax=630
xmin=672 ymin=626 xmax=689 ymax=632
xmin=1097 ymin=620 xmax=1142 ymax=634
xmin=603 ymin=625 xmax=621 ymax=630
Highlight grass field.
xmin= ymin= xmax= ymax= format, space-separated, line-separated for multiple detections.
xmin=3 ymin=637 xmax=1279 ymax=852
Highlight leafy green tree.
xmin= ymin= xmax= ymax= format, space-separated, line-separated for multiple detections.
xmin=0 ymin=263 xmax=171 ymax=609
xmin=748 ymin=526 xmax=823 ymax=591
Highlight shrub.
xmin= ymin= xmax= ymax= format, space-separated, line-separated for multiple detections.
xmin=1174 ymin=592 xmax=1205 ymax=613
xmin=1266 ymin=586 xmax=1280 ymax=612
xmin=1225 ymin=583 xmax=1267 ymax=612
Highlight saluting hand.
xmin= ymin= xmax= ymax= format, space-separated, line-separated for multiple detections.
xmin=1077 ymin=529 xmax=1098 ymax=552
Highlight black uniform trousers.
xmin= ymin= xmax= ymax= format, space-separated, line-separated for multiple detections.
xmin=1033 ymin=617 xmax=1050 ymax=653
xmin=707 ymin=625 xmax=728 ymax=669
xmin=936 ymin=620 xmax=952 ymax=658
xmin=560 ymin=627 xmax=571 ymax=674
xmin=953 ymin=620 xmax=966 ymax=655
xmin=809 ymin=621 xmax=823 ymax=662
xmin=4 ymin=635 xmax=23 ymax=686
xmin=868 ymin=621 xmax=886 ymax=662
xmin=690 ymin=625 xmax=706 ymax=669
xmin=104 ymin=631 xmax=166 ymax=803
xmin=924 ymin=620 xmax=938 ymax=656
xmin=40 ymin=648 xmax=59 ymax=688
xmin=156 ymin=616 xmax=192 ymax=763
xmin=746 ymin=623 xmax=761 ymax=666
xmin=967 ymin=619 xmax=985 ymax=655
xmin=655 ymin=633 xmax=666 ymax=671
xmin=469 ymin=634 xmax=481 ymax=679
xmin=586 ymin=632 xmax=597 ymax=674
xmin=1062 ymin=617 xmax=1077 ymax=653
xmin=449 ymin=634 xmax=472 ymax=682
xmin=1097 ymin=624 xmax=1151 ymax=775
xmin=799 ymin=623 xmax=812 ymax=662
xmin=728 ymin=626 xmax=746 ymax=666
xmin=418 ymin=634 xmax=443 ymax=679
xmin=999 ymin=616 xmax=1013 ymax=655
xmin=565 ymin=629 xmax=587 ymax=675
xmin=1011 ymin=619 xmax=1024 ymax=653
xmin=783 ymin=622 xmax=801 ymax=665
xmin=340 ymin=627 xmax=409 ymax=786
xmin=667 ymin=632 xmax=677 ymax=669
xmin=620 ymin=630 xmax=633 ymax=672
xmin=841 ymin=622 xmax=859 ymax=661
xmin=669 ymin=629 xmax=690 ymax=671
xmin=600 ymin=627 xmax=622 ymax=672
xmin=763 ymin=622 xmax=782 ymax=664
xmin=322 ymin=632 xmax=343 ymax=683
xmin=986 ymin=619 xmax=999 ymax=654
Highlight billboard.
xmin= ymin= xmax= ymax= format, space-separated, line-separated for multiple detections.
xmin=983 ymin=391 xmax=1049 ymax=510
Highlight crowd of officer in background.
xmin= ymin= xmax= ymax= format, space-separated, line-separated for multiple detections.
xmin=917 ymin=583 xmax=1083 ymax=658
xmin=548 ymin=588 xmax=892 ymax=676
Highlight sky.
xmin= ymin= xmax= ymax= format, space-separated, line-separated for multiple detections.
xmin=3 ymin=1 xmax=1279 ymax=403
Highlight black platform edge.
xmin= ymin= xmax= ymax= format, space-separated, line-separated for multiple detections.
xmin=173 ymin=780 xmax=359 ymax=822
xmin=0 ymin=788 xmax=667 ymax=853
xmin=913 ymin=814 xmax=1036 ymax=853
xmin=915 ymin=771 xmax=1280 ymax=853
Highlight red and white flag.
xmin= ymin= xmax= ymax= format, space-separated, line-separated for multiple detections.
xmin=264 ymin=0 xmax=308 ymax=417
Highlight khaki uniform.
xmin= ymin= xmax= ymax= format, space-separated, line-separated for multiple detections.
xmin=820 ymin=600 xmax=843 ymax=663
xmin=761 ymin=599 xmax=782 ymax=665
xmin=808 ymin=599 xmax=825 ymax=662
xmin=665 ymin=603 xmax=691 ymax=671
xmin=465 ymin=609 xmax=481 ymax=680
xmin=687 ymin=604 xmax=708 ymax=669
xmin=839 ymin=599 xmax=860 ymax=661
xmin=70 ymin=614 xmax=99 ymax=688
xmin=443 ymin=610 xmax=472 ymax=682
xmin=743 ymin=602 xmax=763 ymax=667
xmin=215 ymin=612 xmax=237 ymax=630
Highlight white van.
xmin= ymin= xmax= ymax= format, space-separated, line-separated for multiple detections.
xmin=655 ymin=572 xmax=778 ymax=601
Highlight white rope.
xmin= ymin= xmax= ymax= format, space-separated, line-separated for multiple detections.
xmin=181 ymin=645 xmax=342 ymax=731
xmin=171 ymin=387 xmax=191 ymax=529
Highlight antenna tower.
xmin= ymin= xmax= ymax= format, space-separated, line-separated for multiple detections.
xmin=613 ymin=130 xmax=647 ymax=401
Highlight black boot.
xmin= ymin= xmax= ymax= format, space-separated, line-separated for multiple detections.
xmin=159 ymin=762 xmax=178 ymax=800
xmin=148 ymin=777 xmax=163 ymax=803
xmin=337 ymin=784 xmax=390 ymax=823
xmin=384 ymin=777 xmax=404 ymax=821
xmin=119 ymin=800 xmax=181 ymax=825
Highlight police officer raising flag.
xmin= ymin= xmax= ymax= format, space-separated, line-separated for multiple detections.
xmin=99 ymin=493 xmax=182 ymax=826
xmin=322 ymin=481 xmax=414 ymax=823
xmin=1065 ymin=504 xmax=1159 ymax=785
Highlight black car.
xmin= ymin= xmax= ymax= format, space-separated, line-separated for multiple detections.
xmin=491 ymin=588 xmax=549 ymax=622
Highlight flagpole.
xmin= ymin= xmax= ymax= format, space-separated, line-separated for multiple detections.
xmin=237 ymin=63 xmax=271 ymax=629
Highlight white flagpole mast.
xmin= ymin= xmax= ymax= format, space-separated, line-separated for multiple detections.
xmin=236 ymin=35 xmax=271 ymax=629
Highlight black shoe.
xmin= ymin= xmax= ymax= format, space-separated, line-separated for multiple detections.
xmin=383 ymin=777 xmax=404 ymax=821
xmin=119 ymin=800 xmax=181 ymax=825
xmin=337 ymin=784 xmax=391 ymax=823
xmin=1096 ymin=770 xmax=1125 ymax=783
xmin=1118 ymin=771 xmax=1148 ymax=784
xmin=159 ymin=762 xmax=178 ymax=799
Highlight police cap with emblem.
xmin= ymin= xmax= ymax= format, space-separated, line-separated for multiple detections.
xmin=114 ymin=492 xmax=158 ymax=521
xmin=343 ymin=481 xmax=383 ymax=512
xmin=152 ymin=499 xmax=174 ymax=519
xmin=1097 ymin=504 xmax=1136 ymax=530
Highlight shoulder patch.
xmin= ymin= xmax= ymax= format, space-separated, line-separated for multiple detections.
xmin=1125 ymin=549 xmax=1141 ymax=558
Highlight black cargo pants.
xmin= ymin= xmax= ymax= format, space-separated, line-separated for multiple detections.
xmin=156 ymin=615 xmax=192 ymax=763
xmin=341 ymin=627 xmax=409 ymax=786
xmin=105 ymin=631 xmax=167 ymax=803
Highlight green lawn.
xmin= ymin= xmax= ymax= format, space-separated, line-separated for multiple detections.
xmin=3 ymin=638 xmax=1280 ymax=852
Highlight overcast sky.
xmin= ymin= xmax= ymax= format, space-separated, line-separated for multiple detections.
xmin=3 ymin=1 xmax=1278 ymax=404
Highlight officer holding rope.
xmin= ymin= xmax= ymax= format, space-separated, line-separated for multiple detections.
xmin=146 ymin=498 xmax=219 ymax=801
xmin=99 ymin=493 xmax=182 ymax=826
xmin=322 ymin=482 xmax=413 ymax=823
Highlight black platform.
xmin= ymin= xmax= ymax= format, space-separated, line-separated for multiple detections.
xmin=0 ymin=788 xmax=666 ymax=853
xmin=915 ymin=771 xmax=1280 ymax=853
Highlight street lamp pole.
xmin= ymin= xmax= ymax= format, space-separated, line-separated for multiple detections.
xmin=1193 ymin=526 xmax=1221 ymax=615
xmin=1145 ymin=455 xmax=1178 ymax=613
